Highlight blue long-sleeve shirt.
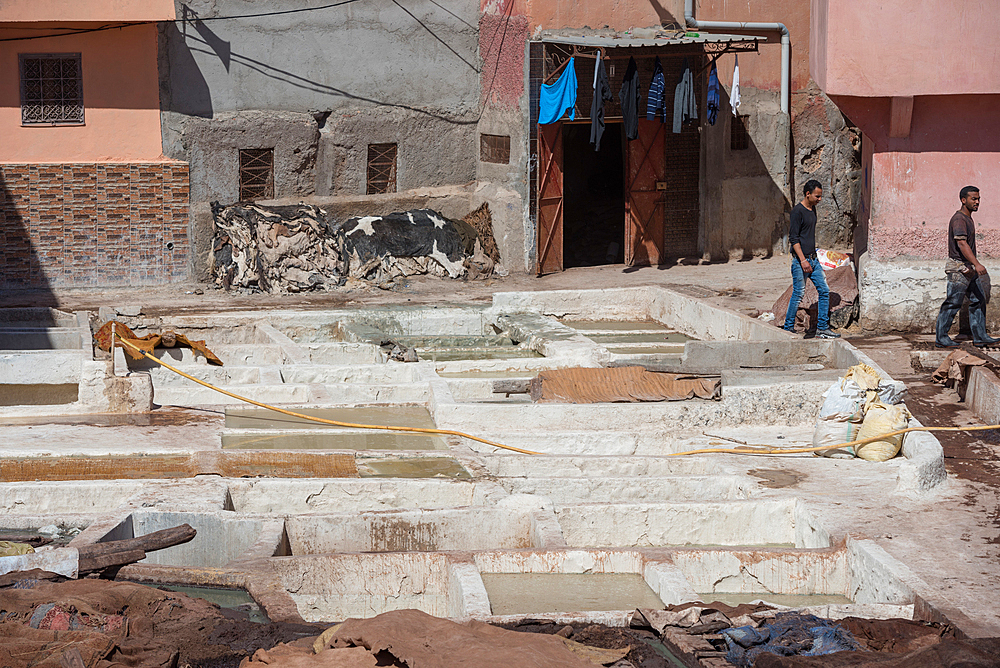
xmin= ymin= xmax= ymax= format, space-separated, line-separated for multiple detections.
xmin=646 ymin=56 xmax=666 ymax=121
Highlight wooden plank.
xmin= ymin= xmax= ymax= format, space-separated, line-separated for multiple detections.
xmin=78 ymin=549 xmax=147 ymax=573
xmin=492 ymin=379 xmax=531 ymax=394
xmin=76 ymin=524 xmax=195 ymax=562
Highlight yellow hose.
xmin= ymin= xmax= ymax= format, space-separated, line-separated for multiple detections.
xmin=669 ymin=423 xmax=1000 ymax=457
xmin=113 ymin=333 xmax=541 ymax=456
xmin=114 ymin=331 xmax=999 ymax=460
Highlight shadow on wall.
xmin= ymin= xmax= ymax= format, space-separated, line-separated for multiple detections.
xmin=160 ymin=22 xmax=214 ymax=118
xmin=160 ymin=11 xmax=477 ymax=126
xmin=702 ymin=87 xmax=790 ymax=263
xmin=0 ymin=170 xmax=56 ymax=305
xmin=833 ymin=95 xmax=1000 ymax=154
xmin=647 ymin=0 xmax=681 ymax=28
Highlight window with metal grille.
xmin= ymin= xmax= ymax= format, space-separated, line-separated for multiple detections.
xmin=730 ymin=114 xmax=750 ymax=151
xmin=367 ymin=143 xmax=397 ymax=194
xmin=480 ymin=134 xmax=511 ymax=164
xmin=239 ymin=148 xmax=274 ymax=200
xmin=19 ymin=54 xmax=84 ymax=125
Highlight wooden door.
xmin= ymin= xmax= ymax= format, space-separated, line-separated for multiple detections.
xmin=624 ymin=120 xmax=666 ymax=266
xmin=536 ymin=122 xmax=564 ymax=275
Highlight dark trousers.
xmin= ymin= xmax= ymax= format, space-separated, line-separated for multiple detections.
xmin=936 ymin=270 xmax=990 ymax=345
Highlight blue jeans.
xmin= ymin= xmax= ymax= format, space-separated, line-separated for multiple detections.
xmin=783 ymin=257 xmax=830 ymax=331
xmin=935 ymin=270 xmax=989 ymax=345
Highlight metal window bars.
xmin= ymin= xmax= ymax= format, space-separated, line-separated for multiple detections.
xmin=367 ymin=143 xmax=397 ymax=194
xmin=19 ymin=54 xmax=84 ymax=125
xmin=239 ymin=148 xmax=274 ymax=201
xmin=480 ymin=134 xmax=511 ymax=164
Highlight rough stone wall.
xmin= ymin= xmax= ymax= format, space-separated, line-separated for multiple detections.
xmin=159 ymin=0 xmax=482 ymax=278
xmin=476 ymin=9 xmax=531 ymax=273
xmin=0 ymin=163 xmax=189 ymax=288
xmin=792 ymin=84 xmax=862 ymax=250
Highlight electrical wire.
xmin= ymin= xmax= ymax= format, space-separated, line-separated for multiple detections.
xmin=112 ymin=332 xmax=541 ymax=456
xmin=0 ymin=0 xmax=369 ymax=42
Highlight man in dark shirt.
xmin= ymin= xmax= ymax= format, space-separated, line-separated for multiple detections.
xmin=782 ymin=180 xmax=840 ymax=338
xmin=934 ymin=186 xmax=999 ymax=347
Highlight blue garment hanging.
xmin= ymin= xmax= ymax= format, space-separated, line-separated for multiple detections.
xmin=646 ymin=56 xmax=666 ymax=121
xmin=707 ymin=62 xmax=720 ymax=125
xmin=539 ymin=57 xmax=578 ymax=124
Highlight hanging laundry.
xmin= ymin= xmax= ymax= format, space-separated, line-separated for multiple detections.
xmin=619 ymin=56 xmax=641 ymax=140
xmin=590 ymin=56 xmax=613 ymax=151
xmin=539 ymin=57 xmax=578 ymax=124
xmin=730 ymin=55 xmax=741 ymax=116
xmin=672 ymin=58 xmax=697 ymax=134
xmin=646 ymin=56 xmax=666 ymax=122
xmin=707 ymin=62 xmax=720 ymax=126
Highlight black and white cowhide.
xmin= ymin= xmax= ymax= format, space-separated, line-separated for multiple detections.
xmin=337 ymin=209 xmax=477 ymax=278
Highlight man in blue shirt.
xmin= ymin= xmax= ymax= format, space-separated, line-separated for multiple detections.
xmin=782 ymin=180 xmax=840 ymax=338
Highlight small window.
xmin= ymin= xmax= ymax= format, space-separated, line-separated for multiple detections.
xmin=19 ymin=53 xmax=84 ymax=126
xmin=730 ymin=114 xmax=749 ymax=151
xmin=239 ymin=148 xmax=274 ymax=201
xmin=480 ymin=134 xmax=511 ymax=164
xmin=367 ymin=143 xmax=397 ymax=195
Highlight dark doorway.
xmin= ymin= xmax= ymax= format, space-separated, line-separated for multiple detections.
xmin=561 ymin=122 xmax=624 ymax=268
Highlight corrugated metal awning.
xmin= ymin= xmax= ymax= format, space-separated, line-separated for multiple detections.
xmin=536 ymin=32 xmax=765 ymax=49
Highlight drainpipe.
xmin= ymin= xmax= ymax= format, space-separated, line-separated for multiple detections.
xmin=684 ymin=0 xmax=789 ymax=114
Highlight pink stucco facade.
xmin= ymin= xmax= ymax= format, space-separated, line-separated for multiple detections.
xmin=811 ymin=0 xmax=1000 ymax=262
xmin=1 ymin=0 xmax=175 ymax=23
xmin=811 ymin=0 xmax=1000 ymax=98
xmin=699 ymin=0 xmax=810 ymax=93
xmin=0 ymin=23 xmax=166 ymax=163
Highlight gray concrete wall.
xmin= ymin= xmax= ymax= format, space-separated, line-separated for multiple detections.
xmin=700 ymin=82 xmax=859 ymax=262
xmin=159 ymin=0 xmax=482 ymax=275
xmin=701 ymin=86 xmax=790 ymax=261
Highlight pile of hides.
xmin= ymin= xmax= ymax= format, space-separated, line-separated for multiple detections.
xmin=463 ymin=203 xmax=501 ymax=263
xmin=932 ymin=348 xmax=998 ymax=400
xmin=340 ymin=209 xmax=492 ymax=285
xmin=242 ymin=608 xmax=625 ymax=668
xmin=721 ymin=613 xmax=866 ymax=667
xmin=631 ymin=603 xmax=995 ymax=668
xmin=210 ymin=202 xmax=498 ymax=293
xmin=0 ymin=575 xmax=324 ymax=668
xmin=770 ymin=265 xmax=859 ymax=332
xmin=212 ymin=202 xmax=341 ymax=293
xmin=529 ymin=366 xmax=721 ymax=403
xmin=94 ymin=321 xmax=223 ymax=366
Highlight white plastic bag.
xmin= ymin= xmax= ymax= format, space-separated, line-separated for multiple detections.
xmin=818 ymin=379 xmax=867 ymax=421
xmin=877 ymin=380 xmax=907 ymax=405
xmin=855 ymin=403 xmax=909 ymax=462
xmin=817 ymin=249 xmax=852 ymax=271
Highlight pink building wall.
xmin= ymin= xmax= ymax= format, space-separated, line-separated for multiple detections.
xmin=0 ymin=23 xmax=167 ymax=163
xmin=699 ymin=0 xmax=811 ymax=93
xmin=1 ymin=0 xmax=175 ymax=23
xmin=836 ymin=94 xmax=1000 ymax=261
xmin=812 ymin=0 xmax=1000 ymax=97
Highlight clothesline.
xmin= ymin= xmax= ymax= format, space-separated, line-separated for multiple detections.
xmin=539 ymin=50 xmax=740 ymax=147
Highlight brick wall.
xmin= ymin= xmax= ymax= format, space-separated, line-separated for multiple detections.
xmin=0 ymin=162 xmax=189 ymax=288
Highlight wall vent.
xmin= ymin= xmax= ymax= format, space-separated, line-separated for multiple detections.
xmin=480 ymin=134 xmax=511 ymax=164
xmin=367 ymin=143 xmax=397 ymax=194
xmin=239 ymin=148 xmax=274 ymax=201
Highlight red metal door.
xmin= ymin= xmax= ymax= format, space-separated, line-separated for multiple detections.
xmin=625 ymin=120 xmax=666 ymax=266
xmin=536 ymin=122 xmax=564 ymax=275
